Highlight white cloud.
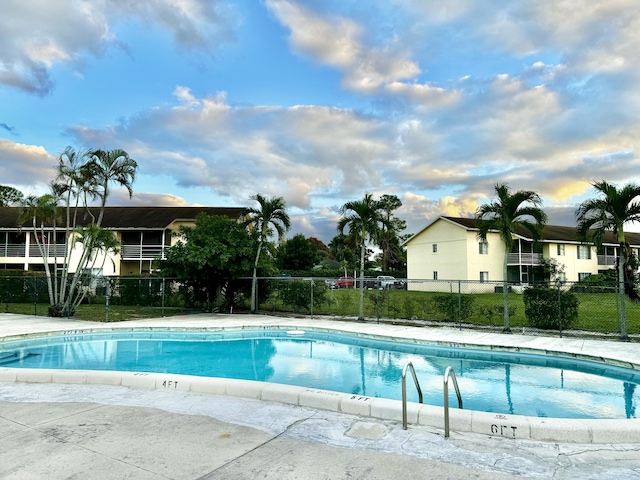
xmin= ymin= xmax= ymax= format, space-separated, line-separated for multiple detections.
xmin=0 ymin=139 xmax=56 ymax=188
xmin=0 ymin=0 xmax=236 ymax=94
xmin=266 ymin=0 xmax=420 ymax=92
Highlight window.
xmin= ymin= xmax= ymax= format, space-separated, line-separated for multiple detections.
xmin=433 ymin=271 xmax=438 ymax=280
xmin=480 ymin=271 xmax=489 ymax=283
xmin=557 ymin=244 xmax=565 ymax=256
xmin=558 ymin=272 xmax=567 ymax=283
xmin=577 ymin=245 xmax=591 ymax=260
xmin=432 ymin=244 xmax=438 ymax=253
xmin=578 ymin=272 xmax=590 ymax=281
xmin=478 ymin=241 xmax=488 ymax=255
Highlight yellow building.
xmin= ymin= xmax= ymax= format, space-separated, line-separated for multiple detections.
xmin=405 ymin=216 xmax=640 ymax=291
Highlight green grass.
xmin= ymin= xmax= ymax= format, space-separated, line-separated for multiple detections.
xmin=4 ymin=288 xmax=638 ymax=336
xmin=1 ymin=302 xmax=197 ymax=322
xmin=262 ymin=287 xmax=639 ymax=335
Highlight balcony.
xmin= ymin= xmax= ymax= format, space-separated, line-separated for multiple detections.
xmin=507 ymin=253 xmax=543 ymax=265
xmin=597 ymin=255 xmax=616 ymax=266
xmin=0 ymin=245 xmax=26 ymax=257
xmin=121 ymin=244 xmax=166 ymax=260
xmin=28 ymin=244 xmax=68 ymax=257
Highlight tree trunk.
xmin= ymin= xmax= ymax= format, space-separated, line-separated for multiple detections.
xmin=618 ymin=242 xmax=628 ymax=340
xmin=502 ymin=250 xmax=510 ymax=332
xmin=251 ymin=238 xmax=263 ymax=314
xmin=358 ymin=240 xmax=365 ymax=321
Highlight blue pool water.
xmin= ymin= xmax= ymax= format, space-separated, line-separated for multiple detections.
xmin=1 ymin=329 xmax=638 ymax=419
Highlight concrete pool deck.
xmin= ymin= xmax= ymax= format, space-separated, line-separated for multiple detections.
xmin=1 ymin=312 xmax=640 ymax=478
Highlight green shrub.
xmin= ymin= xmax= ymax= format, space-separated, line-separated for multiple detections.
xmin=277 ymin=280 xmax=329 ymax=313
xmin=433 ymin=294 xmax=475 ymax=322
xmin=523 ymin=286 xmax=578 ymax=330
xmin=477 ymin=305 xmax=516 ymax=326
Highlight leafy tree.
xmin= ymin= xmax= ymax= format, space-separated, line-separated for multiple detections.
xmin=576 ymin=180 xmax=640 ymax=340
xmin=307 ymin=237 xmax=332 ymax=261
xmin=276 ymin=234 xmax=321 ymax=271
xmin=243 ymin=194 xmax=291 ymax=313
xmin=19 ymin=146 xmax=138 ymax=316
xmin=328 ymin=232 xmax=358 ymax=274
xmin=159 ymin=214 xmax=255 ymax=309
xmin=475 ymin=183 xmax=547 ymax=332
xmin=0 ymin=185 xmax=24 ymax=206
xmin=375 ymin=194 xmax=407 ymax=271
xmin=338 ymin=193 xmax=383 ymax=321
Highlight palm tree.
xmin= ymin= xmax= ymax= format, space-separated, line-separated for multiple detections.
xmin=338 ymin=193 xmax=384 ymax=321
xmin=90 ymin=148 xmax=138 ymax=225
xmin=475 ymin=183 xmax=547 ymax=332
xmin=375 ymin=194 xmax=406 ymax=271
xmin=60 ymin=147 xmax=137 ymax=316
xmin=18 ymin=194 xmax=60 ymax=306
xmin=243 ymin=194 xmax=291 ymax=313
xmin=576 ymin=181 xmax=640 ymax=340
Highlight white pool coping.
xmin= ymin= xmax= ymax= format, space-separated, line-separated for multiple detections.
xmin=1 ymin=312 xmax=640 ymax=444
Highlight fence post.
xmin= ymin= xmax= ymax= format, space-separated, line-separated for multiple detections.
xmin=557 ymin=281 xmax=563 ymax=338
xmin=458 ymin=280 xmax=462 ymax=330
xmin=162 ymin=277 xmax=166 ymax=317
xmin=310 ymin=279 xmax=314 ymax=319
xmin=105 ymin=279 xmax=110 ymax=323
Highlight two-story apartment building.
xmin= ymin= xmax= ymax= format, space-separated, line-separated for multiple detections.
xmin=0 ymin=206 xmax=244 ymax=275
xmin=405 ymin=216 xmax=640 ymax=291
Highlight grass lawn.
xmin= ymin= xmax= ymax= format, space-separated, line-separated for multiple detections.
xmin=263 ymin=287 xmax=639 ymax=335
xmin=1 ymin=302 xmax=195 ymax=322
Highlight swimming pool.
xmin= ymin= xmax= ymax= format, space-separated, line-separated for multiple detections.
xmin=1 ymin=328 xmax=638 ymax=420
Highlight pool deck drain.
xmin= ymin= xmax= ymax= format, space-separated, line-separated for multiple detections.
xmin=1 ymin=313 xmax=640 ymax=478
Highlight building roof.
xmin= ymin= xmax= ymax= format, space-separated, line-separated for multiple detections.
xmin=0 ymin=206 xmax=245 ymax=230
xmin=407 ymin=216 xmax=640 ymax=246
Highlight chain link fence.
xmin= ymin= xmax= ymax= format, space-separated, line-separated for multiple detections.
xmin=251 ymin=276 xmax=637 ymax=341
xmin=1 ymin=274 xmax=637 ymax=340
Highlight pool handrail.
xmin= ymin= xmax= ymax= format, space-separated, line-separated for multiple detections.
xmin=443 ymin=366 xmax=463 ymax=438
xmin=401 ymin=361 xmax=423 ymax=430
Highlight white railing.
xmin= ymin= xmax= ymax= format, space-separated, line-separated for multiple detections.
xmin=0 ymin=245 xmax=26 ymax=257
xmin=28 ymin=244 xmax=68 ymax=257
xmin=121 ymin=244 xmax=166 ymax=260
xmin=507 ymin=253 xmax=544 ymax=265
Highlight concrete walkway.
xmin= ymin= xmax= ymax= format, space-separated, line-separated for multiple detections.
xmin=2 ymin=313 xmax=640 ymax=479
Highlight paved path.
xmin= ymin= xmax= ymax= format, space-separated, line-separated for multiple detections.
xmin=2 ymin=313 xmax=640 ymax=478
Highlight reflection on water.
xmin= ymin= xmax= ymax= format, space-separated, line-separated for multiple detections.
xmin=2 ymin=330 xmax=639 ymax=419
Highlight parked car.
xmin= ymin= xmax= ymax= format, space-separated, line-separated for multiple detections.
xmin=376 ymin=275 xmax=405 ymax=289
xmin=324 ymin=278 xmax=338 ymax=289
xmin=336 ymin=276 xmax=355 ymax=288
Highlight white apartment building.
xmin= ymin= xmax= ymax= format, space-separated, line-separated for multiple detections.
xmin=405 ymin=216 xmax=640 ymax=291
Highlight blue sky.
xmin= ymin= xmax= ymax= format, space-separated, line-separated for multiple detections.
xmin=2 ymin=0 xmax=640 ymax=243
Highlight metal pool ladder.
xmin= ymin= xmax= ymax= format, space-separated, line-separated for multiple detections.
xmin=401 ymin=363 xmax=463 ymax=438
xmin=401 ymin=362 xmax=423 ymax=429
xmin=443 ymin=366 xmax=463 ymax=438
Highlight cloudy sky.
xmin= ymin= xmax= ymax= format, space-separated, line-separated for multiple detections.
xmin=2 ymin=0 xmax=640 ymax=242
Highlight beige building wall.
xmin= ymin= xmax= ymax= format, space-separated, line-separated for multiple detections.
xmin=549 ymin=243 xmax=599 ymax=281
xmin=464 ymin=230 xmax=505 ymax=283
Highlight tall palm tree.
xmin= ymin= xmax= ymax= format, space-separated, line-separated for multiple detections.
xmin=338 ymin=193 xmax=384 ymax=321
xmin=90 ymin=148 xmax=138 ymax=225
xmin=62 ymin=148 xmax=137 ymax=316
xmin=576 ymin=181 xmax=640 ymax=340
xmin=475 ymin=183 xmax=547 ymax=332
xmin=243 ymin=194 xmax=291 ymax=313
xmin=18 ymin=194 xmax=60 ymax=306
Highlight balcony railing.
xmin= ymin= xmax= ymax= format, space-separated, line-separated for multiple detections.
xmin=597 ymin=255 xmax=616 ymax=266
xmin=0 ymin=245 xmax=26 ymax=257
xmin=28 ymin=244 xmax=68 ymax=257
xmin=121 ymin=244 xmax=166 ymax=260
xmin=507 ymin=253 xmax=544 ymax=265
